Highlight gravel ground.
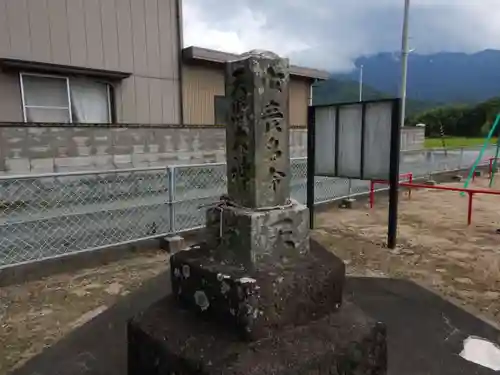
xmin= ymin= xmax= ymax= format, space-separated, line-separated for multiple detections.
xmin=314 ymin=176 xmax=500 ymax=326
xmin=0 ymin=250 xmax=168 ymax=375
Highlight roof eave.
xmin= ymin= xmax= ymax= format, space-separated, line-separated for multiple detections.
xmin=182 ymin=46 xmax=330 ymax=81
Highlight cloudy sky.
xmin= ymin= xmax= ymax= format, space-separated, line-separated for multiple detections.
xmin=182 ymin=0 xmax=500 ymax=72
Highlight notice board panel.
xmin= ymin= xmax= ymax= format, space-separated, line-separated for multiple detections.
xmin=313 ymin=99 xmax=399 ymax=180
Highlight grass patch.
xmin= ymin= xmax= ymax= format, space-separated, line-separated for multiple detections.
xmin=424 ymin=137 xmax=498 ymax=149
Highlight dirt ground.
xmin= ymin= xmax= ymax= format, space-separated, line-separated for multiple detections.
xmin=0 ymin=250 xmax=168 ymax=374
xmin=1 ymin=176 xmax=500 ymax=374
xmin=314 ymin=176 xmax=500 ymax=326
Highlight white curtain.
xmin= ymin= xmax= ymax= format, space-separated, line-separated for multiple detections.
xmin=70 ymin=78 xmax=110 ymax=123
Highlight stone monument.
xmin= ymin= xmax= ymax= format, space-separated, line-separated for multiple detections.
xmin=128 ymin=51 xmax=387 ymax=374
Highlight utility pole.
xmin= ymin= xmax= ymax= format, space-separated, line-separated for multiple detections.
xmin=359 ymin=64 xmax=364 ymax=102
xmin=399 ymin=0 xmax=411 ymax=127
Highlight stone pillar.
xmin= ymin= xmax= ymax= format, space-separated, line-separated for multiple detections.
xmin=225 ymin=51 xmax=290 ymax=208
xmin=202 ymin=51 xmax=308 ymax=267
xmin=170 ymin=51 xmax=338 ymax=338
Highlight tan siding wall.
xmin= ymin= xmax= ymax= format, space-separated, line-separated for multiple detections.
xmin=182 ymin=64 xmax=225 ymax=125
xmin=49 ymin=0 xmax=72 ymax=65
xmin=289 ymin=79 xmax=310 ymax=126
xmin=183 ymin=64 xmax=311 ymax=126
xmin=28 ymin=0 xmax=52 ymax=62
xmin=67 ymin=0 xmax=88 ymax=67
xmin=0 ymin=0 xmax=181 ymax=124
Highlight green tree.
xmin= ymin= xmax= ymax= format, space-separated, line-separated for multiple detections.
xmin=408 ymin=97 xmax=500 ymax=137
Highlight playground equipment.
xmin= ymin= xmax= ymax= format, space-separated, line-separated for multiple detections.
xmin=369 ymin=168 xmax=500 ymax=225
xmin=398 ymin=182 xmax=500 ymax=225
xmin=369 ymin=172 xmax=413 ymax=209
xmin=471 ymin=157 xmax=500 ymax=182
xmin=490 ymin=138 xmax=500 ymax=187
xmin=488 ymin=157 xmax=500 ymax=179
xmin=463 ymin=114 xmax=500 ymax=190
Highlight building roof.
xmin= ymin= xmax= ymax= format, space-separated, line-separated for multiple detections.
xmin=182 ymin=46 xmax=330 ymax=81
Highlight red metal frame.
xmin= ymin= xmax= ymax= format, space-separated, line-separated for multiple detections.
xmin=488 ymin=157 xmax=500 ymax=178
xmin=399 ymin=182 xmax=500 ymax=225
xmin=471 ymin=157 xmax=499 ymax=181
xmin=369 ymin=172 xmax=413 ymax=209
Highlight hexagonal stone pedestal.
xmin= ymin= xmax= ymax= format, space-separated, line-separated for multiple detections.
xmin=129 ymin=303 xmax=387 ymax=375
xmin=128 ymin=240 xmax=386 ymax=375
xmin=170 ymin=239 xmax=345 ymax=340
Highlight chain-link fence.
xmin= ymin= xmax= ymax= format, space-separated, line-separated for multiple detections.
xmin=0 ymin=146 xmax=496 ymax=268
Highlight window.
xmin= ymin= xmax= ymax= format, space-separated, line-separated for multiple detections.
xmin=20 ymin=73 xmax=112 ymax=123
xmin=214 ymin=95 xmax=230 ymax=125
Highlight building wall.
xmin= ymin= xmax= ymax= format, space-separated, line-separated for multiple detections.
xmin=182 ymin=64 xmax=225 ymax=125
xmin=289 ymin=78 xmax=311 ymax=126
xmin=182 ymin=63 xmax=312 ymax=126
xmin=0 ymin=70 xmax=21 ymax=121
xmin=0 ymin=0 xmax=181 ymax=123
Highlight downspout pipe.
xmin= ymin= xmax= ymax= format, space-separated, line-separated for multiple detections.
xmin=175 ymin=0 xmax=185 ymax=125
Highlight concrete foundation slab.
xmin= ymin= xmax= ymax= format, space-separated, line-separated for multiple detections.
xmin=345 ymin=277 xmax=500 ymax=375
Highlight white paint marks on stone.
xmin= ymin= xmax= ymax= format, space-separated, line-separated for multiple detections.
xmin=217 ymin=273 xmax=231 ymax=281
xmin=174 ymin=268 xmax=181 ymax=278
xmin=239 ymin=277 xmax=256 ymax=284
xmin=221 ymin=281 xmax=231 ymax=294
xmin=194 ymin=291 xmax=210 ymax=311
xmin=459 ymin=336 xmax=500 ymax=371
xmin=182 ymin=264 xmax=190 ymax=278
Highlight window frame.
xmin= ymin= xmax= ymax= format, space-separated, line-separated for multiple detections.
xmin=19 ymin=72 xmax=113 ymax=123
xmin=20 ymin=72 xmax=73 ymax=123
xmin=214 ymin=95 xmax=229 ymax=126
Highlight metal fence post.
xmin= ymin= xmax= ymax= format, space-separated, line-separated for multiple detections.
xmin=347 ymin=178 xmax=353 ymax=197
xmin=167 ymin=166 xmax=176 ymax=233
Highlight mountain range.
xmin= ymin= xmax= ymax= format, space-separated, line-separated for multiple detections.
xmin=313 ymin=49 xmax=500 ymax=115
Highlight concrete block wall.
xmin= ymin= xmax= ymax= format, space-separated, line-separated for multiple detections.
xmin=0 ymin=126 xmax=308 ymax=175
xmin=0 ymin=126 xmax=422 ymax=176
xmin=401 ymin=127 xmax=425 ymax=151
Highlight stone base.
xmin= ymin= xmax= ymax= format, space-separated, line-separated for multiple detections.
xmin=339 ymin=198 xmax=356 ymax=209
xmin=170 ymin=239 xmax=345 ymax=340
xmin=205 ymin=200 xmax=310 ymax=266
xmin=128 ymin=297 xmax=387 ymax=375
xmin=159 ymin=235 xmax=185 ymax=254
